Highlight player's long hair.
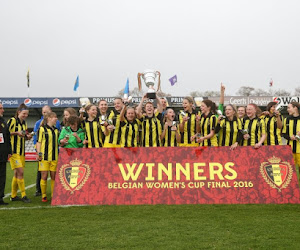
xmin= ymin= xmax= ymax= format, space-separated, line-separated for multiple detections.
xmin=266 ymin=102 xmax=278 ymax=112
xmin=291 ymin=102 xmax=300 ymax=111
xmin=63 ymin=108 xmax=77 ymax=127
xmin=225 ymin=104 xmax=238 ymax=119
xmin=248 ymin=103 xmax=262 ymax=117
xmin=202 ymin=99 xmax=217 ymax=115
xmin=14 ymin=103 xmax=29 ymax=118
xmin=40 ymin=112 xmax=57 ymax=127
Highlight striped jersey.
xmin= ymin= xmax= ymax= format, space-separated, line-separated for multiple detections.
xmin=241 ymin=117 xmax=266 ymax=146
xmin=161 ymin=125 xmax=179 ymax=147
xmin=120 ymin=119 xmax=141 ymax=147
xmin=199 ymin=112 xmax=218 ymax=146
xmin=141 ymin=112 xmax=162 ymax=147
xmin=104 ymin=110 xmax=122 ymax=146
xmin=179 ymin=110 xmax=200 ymax=145
xmin=82 ymin=118 xmax=103 ymax=148
xmin=215 ymin=117 xmax=242 ymax=146
xmin=37 ymin=125 xmax=59 ymax=161
xmin=282 ymin=116 xmax=300 ymax=153
xmin=7 ymin=117 xmax=27 ymax=156
xmin=262 ymin=114 xmax=282 ymax=145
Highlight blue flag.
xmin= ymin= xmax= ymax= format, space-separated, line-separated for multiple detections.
xmin=124 ymin=78 xmax=129 ymax=98
xmin=169 ymin=75 xmax=177 ymax=86
xmin=74 ymin=75 xmax=79 ymax=91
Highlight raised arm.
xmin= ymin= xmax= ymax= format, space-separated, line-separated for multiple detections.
xmin=219 ymin=83 xmax=225 ymax=106
xmin=120 ymin=105 xmax=126 ymax=122
xmin=156 ymin=94 xmax=163 ymax=113
xmin=136 ymin=94 xmax=147 ymax=119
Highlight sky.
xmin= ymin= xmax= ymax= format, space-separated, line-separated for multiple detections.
xmin=0 ymin=0 xmax=299 ymax=98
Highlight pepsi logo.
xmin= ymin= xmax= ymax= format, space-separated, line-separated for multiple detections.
xmin=53 ymin=98 xmax=60 ymax=106
xmin=24 ymin=98 xmax=32 ymax=106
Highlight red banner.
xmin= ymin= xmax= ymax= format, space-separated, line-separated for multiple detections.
xmin=52 ymin=145 xmax=300 ymax=205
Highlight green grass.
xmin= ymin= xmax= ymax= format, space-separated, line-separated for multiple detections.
xmin=1 ymin=162 xmax=300 ymax=249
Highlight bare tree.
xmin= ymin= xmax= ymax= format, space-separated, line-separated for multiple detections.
xmin=202 ymin=91 xmax=220 ymax=97
xmin=156 ymin=91 xmax=172 ymax=97
xmin=294 ymin=87 xmax=300 ymax=95
xmin=130 ymin=87 xmax=144 ymax=97
xmin=190 ymin=91 xmax=202 ymax=97
xmin=273 ymin=89 xmax=291 ymax=96
xmin=236 ymin=86 xmax=255 ymax=96
xmin=116 ymin=87 xmax=144 ymax=97
xmin=253 ymin=89 xmax=270 ymax=96
xmin=190 ymin=90 xmax=220 ymax=97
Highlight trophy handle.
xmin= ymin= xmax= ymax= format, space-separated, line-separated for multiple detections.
xmin=156 ymin=71 xmax=161 ymax=91
xmin=137 ymin=73 xmax=143 ymax=91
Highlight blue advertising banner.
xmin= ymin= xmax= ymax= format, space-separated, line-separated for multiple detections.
xmin=0 ymin=98 xmax=79 ymax=108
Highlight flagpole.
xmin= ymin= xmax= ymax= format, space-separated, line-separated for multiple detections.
xmin=26 ymin=68 xmax=30 ymax=98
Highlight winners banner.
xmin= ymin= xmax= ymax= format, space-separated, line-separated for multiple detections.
xmin=52 ymin=145 xmax=300 ymax=205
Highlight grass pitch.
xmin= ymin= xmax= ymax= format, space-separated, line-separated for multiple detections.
xmin=1 ymin=162 xmax=300 ymax=249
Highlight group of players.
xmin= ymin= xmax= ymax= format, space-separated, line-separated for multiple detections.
xmin=0 ymin=88 xmax=300 ymax=205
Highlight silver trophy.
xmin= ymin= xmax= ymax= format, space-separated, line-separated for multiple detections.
xmin=180 ymin=111 xmax=186 ymax=117
xmin=295 ymin=135 xmax=300 ymax=142
xmin=275 ymin=105 xmax=284 ymax=112
xmin=196 ymin=133 xmax=202 ymax=140
xmin=217 ymin=110 xmax=225 ymax=120
xmin=65 ymin=134 xmax=70 ymax=144
xmin=30 ymin=131 xmax=36 ymax=136
xmin=108 ymin=119 xmax=115 ymax=129
xmin=171 ymin=121 xmax=178 ymax=131
xmin=100 ymin=115 xmax=107 ymax=125
xmin=21 ymin=130 xmax=26 ymax=135
xmin=241 ymin=129 xmax=250 ymax=139
xmin=79 ymin=98 xmax=91 ymax=113
xmin=80 ymin=102 xmax=86 ymax=113
xmin=138 ymin=70 xmax=161 ymax=99
xmin=123 ymin=96 xmax=133 ymax=106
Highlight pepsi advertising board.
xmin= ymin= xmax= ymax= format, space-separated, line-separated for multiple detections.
xmin=0 ymin=98 xmax=79 ymax=108
xmin=50 ymin=98 xmax=78 ymax=107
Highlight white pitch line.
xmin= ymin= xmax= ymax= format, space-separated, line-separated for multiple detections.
xmin=4 ymin=177 xmax=51 ymax=198
xmin=0 ymin=205 xmax=89 ymax=211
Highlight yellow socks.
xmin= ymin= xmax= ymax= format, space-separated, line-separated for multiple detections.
xmin=40 ymin=179 xmax=47 ymax=198
xmin=17 ymin=178 xmax=26 ymax=198
xmin=11 ymin=177 xmax=18 ymax=197
xmin=51 ymin=179 xmax=55 ymax=197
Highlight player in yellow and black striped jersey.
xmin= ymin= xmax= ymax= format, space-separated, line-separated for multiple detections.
xmin=241 ymin=104 xmax=266 ymax=148
xmin=215 ymin=104 xmax=242 ymax=149
xmin=98 ymin=99 xmax=109 ymax=144
xmin=36 ymin=112 xmax=59 ymax=202
xmin=237 ymin=106 xmax=246 ymax=120
xmin=7 ymin=103 xmax=32 ymax=203
xmin=161 ymin=108 xmax=181 ymax=147
xmin=119 ymin=105 xmax=141 ymax=147
xmin=261 ymin=101 xmax=283 ymax=145
xmin=179 ymin=96 xmax=200 ymax=146
xmin=82 ymin=104 xmax=107 ymax=148
xmin=282 ymin=102 xmax=300 ymax=169
xmin=103 ymin=98 xmax=124 ymax=148
xmin=8 ymin=116 xmax=27 ymax=157
xmin=136 ymin=94 xmax=163 ymax=147
xmin=194 ymin=99 xmax=218 ymax=146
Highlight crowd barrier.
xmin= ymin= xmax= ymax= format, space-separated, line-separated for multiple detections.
xmin=52 ymin=145 xmax=300 ymax=205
